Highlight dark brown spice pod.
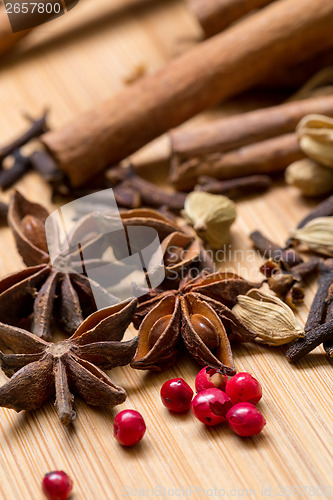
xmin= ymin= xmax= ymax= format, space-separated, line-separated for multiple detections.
xmin=131 ymin=294 xmax=181 ymax=371
xmin=181 ymin=293 xmax=236 ymax=374
xmin=0 ymin=299 xmax=138 ymax=425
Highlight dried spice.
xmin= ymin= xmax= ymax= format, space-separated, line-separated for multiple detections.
xmin=131 ymin=272 xmax=260 ymax=374
xmin=0 ymin=112 xmax=48 ymax=164
xmin=0 ymin=191 xmax=116 ymax=340
xmin=293 ymin=194 xmax=333 ymax=230
xmin=29 ymin=150 xmax=65 ymax=197
xmin=50 ymin=165 xmax=187 ymax=213
xmin=194 ymin=175 xmax=272 ymax=199
xmin=119 ymin=208 xmax=201 ymax=278
xmin=303 ymin=267 xmax=333 ymax=331
xmin=290 ymin=217 xmax=333 ymax=257
xmin=0 ymin=300 xmax=138 ymax=425
xmin=107 ymin=166 xmax=187 ymax=212
xmin=297 ymin=114 xmax=333 ymax=168
xmin=285 ymin=158 xmax=333 ymax=197
xmin=232 ymin=289 xmax=304 ymax=346
xmin=0 ymin=113 xmax=48 ymax=188
xmin=260 ymin=256 xmax=321 ymax=307
xmin=0 ymin=151 xmax=31 ymax=191
xmin=250 ymin=230 xmax=302 ymax=266
xmin=286 ymin=267 xmax=333 ymax=361
xmin=182 ymin=192 xmax=237 ymax=249
xmin=286 ymin=320 xmax=333 ymax=362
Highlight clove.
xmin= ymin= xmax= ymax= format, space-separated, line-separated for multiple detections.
xmin=106 ymin=165 xmax=187 ymax=211
xmin=304 ymin=267 xmax=333 ymax=331
xmin=194 ymin=175 xmax=272 ymax=199
xmin=262 ymin=257 xmax=320 ymax=307
xmin=286 ymin=319 xmax=333 ymax=362
xmin=0 ymin=151 xmax=31 ymax=190
xmin=294 ymin=194 xmax=333 ymax=231
xmin=30 ymin=150 xmax=64 ymax=184
xmin=250 ymin=230 xmax=303 ymax=266
xmin=286 ymin=266 xmax=333 ymax=361
xmin=0 ymin=112 xmax=48 ymax=164
xmin=323 ymin=281 xmax=333 ymax=358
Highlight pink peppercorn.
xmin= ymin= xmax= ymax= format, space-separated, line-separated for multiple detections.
xmin=226 ymin=403 xmax=266 ymax=436
xmin=225 ymin=372 xmax=262 ymax=405
xmin=42 ymin=471 xmax=73 ymax=500
xmin=195 ymin=367 xmax=228 ymax=393
xmin=160 ymin=378 xmax=194 ymax=412
xmin=114 ymin=410 xmax=146 ymax=446
xmin=191 ymin=388 xmax=233 ymax=426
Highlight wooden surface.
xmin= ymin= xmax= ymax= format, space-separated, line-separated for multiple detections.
xmin=0 ymin=1 xmax=332 ymax=499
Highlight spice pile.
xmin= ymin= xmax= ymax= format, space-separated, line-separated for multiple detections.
xmin=0 ymin=0 xmax=332 ymax=454
xmin=250 ymin=195 xmax=333 ymax=361
xmin=1 ymin=0 xmax=333 ymax=497
xmin=0 ymin=185 xmax=331 ymax=428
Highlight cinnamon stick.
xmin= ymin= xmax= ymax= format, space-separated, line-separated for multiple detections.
xmin=41 ymin=0 xmax=333 ymax=187
xmin=260 ymin=49 xmax=333 ymax=89
xmin=170 ymin=94 xmax=333 ymax=159
xmin=0 ymin=8 xmax=31 ymax=57
xmin=187 ymin=0 xmax=274 ymax=38
xmin=170 ymin=133 xmax=303 ymax=191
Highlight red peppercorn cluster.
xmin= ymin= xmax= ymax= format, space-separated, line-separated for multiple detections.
xmin=160 ymin=368 xmax=266 ymax=437
xmin=41 ymin=370 xmax=266 ymax=496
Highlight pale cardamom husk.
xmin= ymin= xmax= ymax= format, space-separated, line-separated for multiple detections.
xmin=285 ymin=158 xmax=333 ymax=196
xmin=297 ymin=114 xmax=333 ymax=169
xmin=232 ymin=289 xmax=304 ymax=346
xmin=181 ymin=192 xmax=236 ymax=249
xmin=291 ymin=216 xmax=333 ymax=257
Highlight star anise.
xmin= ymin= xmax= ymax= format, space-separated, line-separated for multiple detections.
xmin=117 ymin=208 xmax=201 ymax=278
xmin=0 ymin=299 xmax=138 ymax=425
xmin=0 ymin=191 xmax=117 ymax=340
xmin=131 ymin=272 xmax=261 ymax=374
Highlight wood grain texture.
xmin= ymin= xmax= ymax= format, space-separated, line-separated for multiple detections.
xmin=0 ymin=1 xmax=332 ymax=499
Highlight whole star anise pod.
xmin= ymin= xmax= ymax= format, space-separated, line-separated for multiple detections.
xmin=0 ymin=299 xmax=138 ymax=425
xmin=0 ymin=191 xmax=117 ymax=340
xmin=119 ymin=208 xmax=201 ymax=278
xmin=131 ymin=272 xmax=261 ymax=374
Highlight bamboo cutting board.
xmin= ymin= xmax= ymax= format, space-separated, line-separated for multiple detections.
xmin=0 ymin=1 xmax=332 ymax=498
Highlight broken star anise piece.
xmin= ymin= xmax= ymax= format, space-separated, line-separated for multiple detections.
xmin=131 ymin=271 xmax=260 ymax=374
xmin=0 ymin=299 xmax=138 ymax=425
xmin=0 ymin=191 xmax=116 ymax=340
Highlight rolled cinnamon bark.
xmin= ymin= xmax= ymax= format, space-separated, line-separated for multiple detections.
xmin=187 ymin=0 xmax=274 ymax=38
xmin=41 ymin=0 xmax=333 ymax=187
xmin=0 ymin=8 xmax=31 ymax=56
xmin=170 ymin=133 xmax=303 ymax=191
xmin=0 ymin=0 xmax=79 ymax=56
xmin=260 ymin=49 xmax=333 ymax=89
xmin=170 ymin=94 xmax=333 ymax=159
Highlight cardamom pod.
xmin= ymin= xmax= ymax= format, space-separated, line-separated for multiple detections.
xmin=181 ymin=192 xmax=236 ymax=249
xmin=285 ymin=158 xmax=333 ymax=196
xmin=297 ymin=114 xmax=333 ymax=169
xmin=232 ymin=289 xmax=304 ymax=346
xmin=291 ymin=216 xmax=333 ymax=257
